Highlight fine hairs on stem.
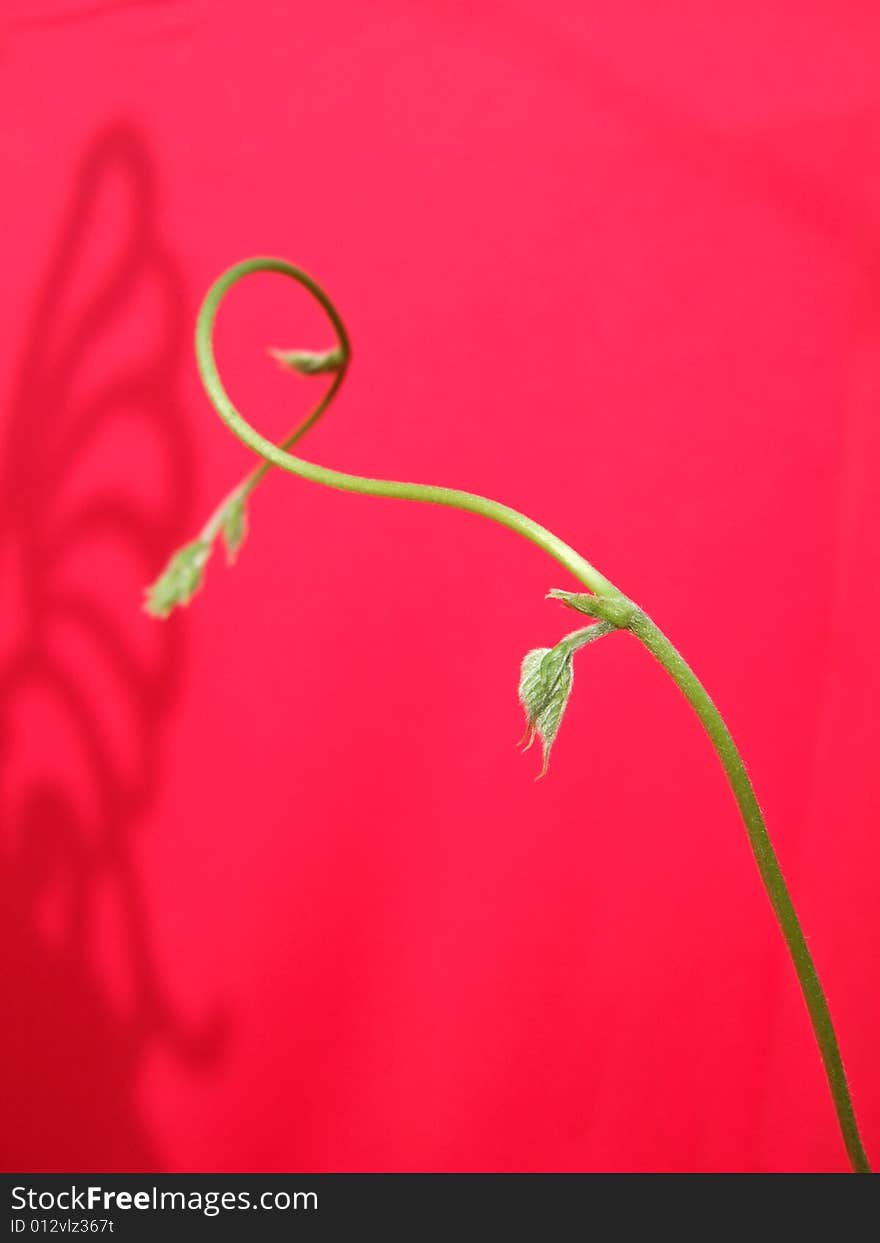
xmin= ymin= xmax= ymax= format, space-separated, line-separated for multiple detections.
xmin=146 ymin=256 xmax=871 ymax=1173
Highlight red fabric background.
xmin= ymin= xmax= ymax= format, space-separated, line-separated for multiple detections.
xmin=2 ymin=1 xmax=878 ymax=1172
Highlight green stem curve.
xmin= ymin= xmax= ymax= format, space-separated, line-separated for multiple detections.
xmin=196 ymin=265 xmax=350 ymax=547
xmin=194 ymin=256 xmax=870 ymax=1173
xmin=196 ymin=259 xmax=619 ymax=599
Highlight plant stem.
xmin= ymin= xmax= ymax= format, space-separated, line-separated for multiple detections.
xmin=627 ymin=609 xmax=871 ymax=1174
xmin=193 ymin=255 xmax=870 ymax=1172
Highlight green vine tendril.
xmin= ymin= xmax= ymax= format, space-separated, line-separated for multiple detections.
xmin=146 ymin=256 xmax=870 ymax=1173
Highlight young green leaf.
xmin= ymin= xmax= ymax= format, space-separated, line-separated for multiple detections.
xmin=518 ymin=622 xmax=617 ymax=777
xmin=518 ymin=644 xmax=574 ymax=778
xmin=144 ymin=539 xmax=211 ymax=618
xmin=268 ymin=346 xmax=345 ymax=375
xmin=221 ymin=493 xmax=248 ymax=564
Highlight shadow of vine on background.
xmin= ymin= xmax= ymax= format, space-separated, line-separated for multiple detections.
xmin=0 ymin=123 xmax=225 ymax=1170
